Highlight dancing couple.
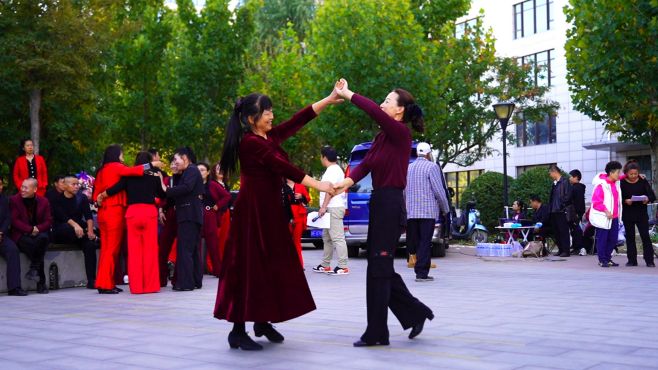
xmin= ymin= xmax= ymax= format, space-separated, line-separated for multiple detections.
xmin=214 ymin=79 xmax=434 ymax=350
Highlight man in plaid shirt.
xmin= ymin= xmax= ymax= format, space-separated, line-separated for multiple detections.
xmin=405 ymin=142 xmax=450 ymax=282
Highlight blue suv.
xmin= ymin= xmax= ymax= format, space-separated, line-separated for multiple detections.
xmin=344 ymin=142 xmax=449 ymax=258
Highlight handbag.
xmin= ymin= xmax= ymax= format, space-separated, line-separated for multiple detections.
xmin=522 ymin=241 xmax=545 ymax=258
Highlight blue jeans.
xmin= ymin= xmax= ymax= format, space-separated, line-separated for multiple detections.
xmin=595 ymin=218 xmax=619 ymax=264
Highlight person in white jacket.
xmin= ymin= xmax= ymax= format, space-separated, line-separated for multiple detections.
xmin=590 ymin=161 xmax=623 ymax=267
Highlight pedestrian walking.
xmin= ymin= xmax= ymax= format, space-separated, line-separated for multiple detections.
xmin=333 ymin=79 xmax=434 ymax=347
xmin=590 ymin=161 xmax=624 ymax=268
xmin=311 ymin=146 xmax=349 ymax=275
xmin=405 ymin=142 xmax=449 ymax=282
xmin=548 ymin=165 xmax=573 ymax=257
xmin=214 ymin=89 xmax=340 ymax=351
xmin=620 ymin=160 xmax=656 ymax=267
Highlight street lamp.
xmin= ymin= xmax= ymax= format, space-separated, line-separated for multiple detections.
xmin=493 ymin=101 xmax=515 ymax=210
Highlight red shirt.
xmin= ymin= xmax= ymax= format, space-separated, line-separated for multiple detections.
xmin=13 ymin=155 xmax=48 ymax=196
xmin=92 ymin=162 xmax=144 ymax=208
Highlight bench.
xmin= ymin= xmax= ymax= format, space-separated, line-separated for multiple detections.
xmin=0 ymin=243 xmax=97 ymax=293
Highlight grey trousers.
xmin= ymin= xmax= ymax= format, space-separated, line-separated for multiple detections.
xmin=321 ymin=207 xmax=348 ymax=268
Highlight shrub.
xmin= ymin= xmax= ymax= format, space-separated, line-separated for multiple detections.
xmin=509 ymin=166 xmax=568 ymax=218
xmin=460 ymin=171 xmax=515 ymax=231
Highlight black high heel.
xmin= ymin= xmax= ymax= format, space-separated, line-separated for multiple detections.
xmin=409 ymin=310 xmax=435 ymax=339
xmin=227 ymin=332 xmax=263 ymax=351
xmin=253 ymin=323 xmax=284 ymax=343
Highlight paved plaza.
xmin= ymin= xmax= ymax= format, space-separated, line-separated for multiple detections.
xmin=2 ymin=246 xmax=658 ymax=370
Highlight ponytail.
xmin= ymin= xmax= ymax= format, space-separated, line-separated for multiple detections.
xmin=394 ymin=88 xmax=424 ymax=133
xmin=220 ymin=93 xmax=273 ymax=180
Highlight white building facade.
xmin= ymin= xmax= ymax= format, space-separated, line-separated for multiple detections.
xmin=444 ymin=0 xmax=651 ymax=205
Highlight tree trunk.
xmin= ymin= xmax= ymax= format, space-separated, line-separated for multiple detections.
xmin=650 ymin=131 xmax=658 ymax=193
xmin=29 ymin=88 xmax=42 ymax=154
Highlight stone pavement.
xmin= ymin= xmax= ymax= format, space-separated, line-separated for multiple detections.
xmin=2 ymin=246 xmax=658 ymax=370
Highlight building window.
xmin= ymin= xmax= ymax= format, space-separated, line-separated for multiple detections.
xmin=514 ymin=0 xmax=554 ymax=39
xmin=515 ymin=113 xmax=557 ymax=147
xmin=455 ymin=17 xmax=479 ymax=38
xmin=516 ymin=163 xmax=555 ymax=176
xmin=445 ymin=170 xmax=483 ymax=207
xmin=518 ymin=49 xmax=554 ymax=87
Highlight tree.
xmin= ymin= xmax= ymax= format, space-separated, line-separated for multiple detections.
xmin=565 ymin=0 xmax=658 ymax=187
xmin=0 ymin=0 xmax=108 ymax=154
xmin=460 ymin=171 xmax=514 ymax=230
xmin=509 ymin=167 xmax=554 ymax=209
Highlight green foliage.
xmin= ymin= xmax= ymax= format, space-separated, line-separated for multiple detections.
xmin=564 ymin=0 xmax=658 ymax=184
xmin=409 ymin=0 xmax=470 ymax=38
xmin=509 ymin=167 xmax=554 ymax=209
xmin=460 ymin=171 xmax=514 ymax=230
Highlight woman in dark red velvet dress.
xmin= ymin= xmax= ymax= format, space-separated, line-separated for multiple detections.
xmin=214 ymin=90 xmax=341 ymax=351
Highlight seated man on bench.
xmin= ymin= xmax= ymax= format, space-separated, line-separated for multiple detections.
xmin=0 ymin=176 xmax=27 ymax=296
xmin=51 ymin=174 xmax=98 ymax=289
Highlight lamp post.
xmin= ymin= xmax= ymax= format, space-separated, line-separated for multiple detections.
xmin=493 ymin=101 xmax=515 ymax=209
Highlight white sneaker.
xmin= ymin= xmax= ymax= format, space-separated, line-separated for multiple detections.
xmin=123 ymin=275 xmax=129 ymax=284
xmin=579 ymin=248 xmax=586 ymax=256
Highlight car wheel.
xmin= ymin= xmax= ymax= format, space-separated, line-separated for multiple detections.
xmin=312 ymin=240 xmax=324 ymax=249
xmin=347 ymin=245 xmax=360 ymax=258
xmin=431 ymin=242 xmax=446 ymax=258
xmin=471 ymin=230 xmax=488 ymax=244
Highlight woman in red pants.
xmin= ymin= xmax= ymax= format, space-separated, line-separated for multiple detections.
xmin=99 ymin=152 xmax=166 ymax=294
xmin=285 ymin=178 xmax=310 ymax=267
xmin=197 ymin=163 xmax=231 ymax=276
xmin=92 ymin=145 xmax=160 ymax=294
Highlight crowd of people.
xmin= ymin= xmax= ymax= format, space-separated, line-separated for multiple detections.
xmin=515 ymin=161 xmax=656 ymax=268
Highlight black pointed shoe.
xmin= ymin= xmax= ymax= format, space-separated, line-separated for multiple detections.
xmin=228 ymin=332 xmax=263 ymax=351
xmin=98 ymin=288 xmax=118 ymax=294
xmin=254 ymin=322 xmax=284 ymax=343
xmin=409 ymin=311 xmax=435 ymax=339
xmin=353 ymin=339 xmax=390 ymax=347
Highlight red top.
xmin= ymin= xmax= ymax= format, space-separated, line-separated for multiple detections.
xmin=347 ymin=94 xmax=412 ymax=190
xmin=92 ymin=162 xmax=144 ymax=208
xmin=13 ymin=155 xmax=48 ymax=196
xmin=208 ymin=179 xmax=231 ymax=224
xmin=290 ymin=183 xmax=310 ymax=219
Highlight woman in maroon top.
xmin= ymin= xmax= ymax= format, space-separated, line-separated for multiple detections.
xmin=214 ymin=90 xmax=341 ymax=351
xmin=334 ymin=79 xmax=434 ymax=347
xmin=197 ymin=162 xmax=231 ymax=276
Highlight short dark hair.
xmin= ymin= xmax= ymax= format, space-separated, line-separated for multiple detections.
xmin=148 ymin=148 xmax=159 ymax=156
xmin=605 ymin=161 xmax=622 ymax=175
xmin=320 ymin=146 xmax=338 ymax=162
xmin=624 ymin=159 xmax=640 ymax=174
xmin=197 ymin=162 xmax=210 ymax=172
xmin=53 ymin=175 xmax=65 ymax=183
xmin=134 ymin=151 xmax=153 ymax=166
xmin=548 ymin=164 xmax=561 ymax=173
xmin=529 ymin=194 xmax=542 ymax=203
xmin=174 ymin=147 xmax=196 ymax=164
xmin=569 ymin=169 xmax=582 ymax=181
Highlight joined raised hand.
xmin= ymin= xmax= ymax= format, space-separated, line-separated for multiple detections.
xmin=334 ymin=78 xmax=353 ymax=100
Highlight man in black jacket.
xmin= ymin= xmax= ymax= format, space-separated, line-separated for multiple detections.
xmin=569 ymin=169 xmax=587 ymax=255
xmin=549 ymin=165 xmax=573 ymax=257
xmin=0 ymin=177 xmax=27 ymax=296
xmin=530 ymin=194 xmax=551 ymax=237
xmin=166 ymin=147 xmax=204 ymax=291
xmin=51 ymin=175 xmax=98 ymax=288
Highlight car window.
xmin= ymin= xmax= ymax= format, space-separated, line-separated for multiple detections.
xmin=349 ymin=173 xmax=373 ymax=193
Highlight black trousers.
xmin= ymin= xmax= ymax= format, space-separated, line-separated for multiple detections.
xmin=362 ymin=188 xmax=432 ymax=343
xmin=407 ymin=219 xmax=435 ymax=279
xmin=52 ymin=224 xmax=98 ymax=282
xmin=175 ymin=221 xmax=202 ymax=290
xmin=550 ymin=212 xmax=570 ymax=254
xmin=569 ymin=214 xmax=584 ymax=251
xmin=17 ymin=233 xmax=49 ymax=283
xmin=0 ymin=238 xmax=21 ymax=290
xmin=623 ymin=216 xmax=654 ymax=264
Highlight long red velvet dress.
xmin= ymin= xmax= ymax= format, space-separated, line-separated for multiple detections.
xmin=214 ymin=106 xmax=317 ymax=323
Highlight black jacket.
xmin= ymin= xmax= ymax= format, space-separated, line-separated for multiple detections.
xmin=0 ymin=194 xmax=10 ymax=235
xmin=166 ymin=165 xmax=204 ymax=225
xmin=549 ymin=177 xmax=572 ymax=213
xmin=532 ymin=203 xmax=550 ymax=225
xmin=571 ymin=182 xmax=586 ymax=216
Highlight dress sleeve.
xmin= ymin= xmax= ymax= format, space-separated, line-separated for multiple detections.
xmin=12 ymin=157 xmax=23 ymax=191
xmin=106 ymin=178 xmax=127 ymax=197
xmin=351 ymin=94 xmax=409 ymax=140
xmin=269 ymin=105 xmax=317 ymax=144
xmin=347 ymin=157 xmax=371 ymax=185
xmin=242 ymin=136 xmax=306 ymax=183
xmin=118 ymin=164 xmax=145 ymax=177
xmin=213 ymin=182 xmax=231 ymax=210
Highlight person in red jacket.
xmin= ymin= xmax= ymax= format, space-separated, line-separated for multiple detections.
xmin=92 ymin=145 xmax=161 ymax=294
xmin=13 ymin=139 xmax=48 ymax=196
xmin=10 ymin=178 xmax=52 ymax=294
xmin=285 ymin=178 xmax=310 ymax=267
xmin=198 ymin=163 xmax=231 ymax=276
